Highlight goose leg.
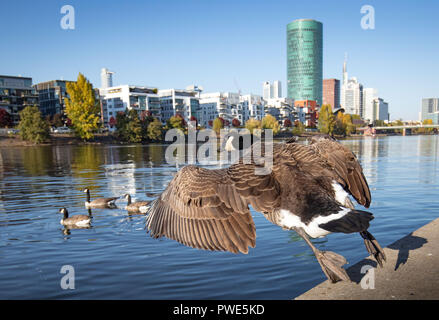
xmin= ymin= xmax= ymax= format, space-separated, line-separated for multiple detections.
xmin=294 ymin=227 xmax=350 ymax=283
xmin=360 ymin=231 xmax=386 ymax=267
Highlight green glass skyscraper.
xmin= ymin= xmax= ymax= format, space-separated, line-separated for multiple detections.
xmin=287 ymin=19 xmax=323 ymax=105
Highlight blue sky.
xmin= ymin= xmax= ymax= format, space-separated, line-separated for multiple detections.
xmin=1 ymin=0 xmax=438 ymax=120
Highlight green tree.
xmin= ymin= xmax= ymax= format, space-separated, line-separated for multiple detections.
xmin=115 ymin=109 xmax=143 ymax=143
xmin=213 ymin=117 xmax=224 ymax=134
xmin=245 ymin=118 xmax=261 ymax=134
xmin=17 ymin=105 xmax=50 ymax=143
xmin=126 ymin=109 xmax=142 ymax=143
xmin=147 ymin=118 xmax=163 ymax=141
xmin=318 ymin=104 xmax=336 ymax=135
xmin=292 ymin=121 xmax=305 ymax=135
xmin=64 ymin=73 xmax=100 ymax=140
xmin=261 ymin=114 xmax=280 ymax=135
xmin=167 ymin=114 xmax=186 ymax=130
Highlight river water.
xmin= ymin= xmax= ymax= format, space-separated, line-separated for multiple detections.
xmin=0 ymin=135 xmax=438 ymax=299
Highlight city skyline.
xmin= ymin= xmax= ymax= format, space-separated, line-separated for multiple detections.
xmin=1 ymin=0 xmax=439 ymax=121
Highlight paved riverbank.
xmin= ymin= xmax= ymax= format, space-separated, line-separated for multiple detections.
xmin=295 ymin=217 xmax=439 ymax=300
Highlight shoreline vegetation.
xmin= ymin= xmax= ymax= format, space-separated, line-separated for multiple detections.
xmin=0 ymin=131 xmax=436 ymax=148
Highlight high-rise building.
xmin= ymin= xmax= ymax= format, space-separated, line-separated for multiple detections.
xmin=33 ymin=80 xmax=74 ymax=117
xmin=0 ymin=75 xmax=39 ymax=124
xmin=373 ymin=98 xmax=389 ymax=122
xmin=287 ymin=19 xmax=323 ymax=105
xmin=322 ymin=79 xmax=340 ymax=109
xmin=421 ymin=98 xmax=439 ymax=124
xmin=362 ymin=88 xmax=378 ymax=123
xmin=100 ymin=68 xmax=114 ymax=89
xmin=262 ymin=80 xmax=282 ymax=100
xmin=341 ymin=77 xmax=363 ymax=116
xmin=272 ymin=80 xmax=282 ymax=98
xmin=262 ymin=81 xmax=271 ymax=100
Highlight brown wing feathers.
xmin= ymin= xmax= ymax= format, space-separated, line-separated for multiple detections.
xmin=310 ymin=137 xmax=371 ymax=207
xmin=145 ymin=165 xmax=277 ymax=254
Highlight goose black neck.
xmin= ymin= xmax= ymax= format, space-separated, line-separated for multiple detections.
xmin=63 ymin=210 xmax=69 ymax=219
xmin=126 ymin=195 xmax=131 ymax=205
xmin=86 ymin=190 xmax=90 ymax=202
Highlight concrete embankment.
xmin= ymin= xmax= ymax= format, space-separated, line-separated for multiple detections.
xmin=295 ymin=218 xmax=439 ymax=300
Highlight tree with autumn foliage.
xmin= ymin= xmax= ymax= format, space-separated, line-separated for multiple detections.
xmin=261 ymin=114 xmax=280 ymax=135
xmin=232 ymin=118 xmax=241 ymax=127
xmin=245 ymin=118 xmax=261 ymax=134
xmin=213 ymin=117 xmax=224 ymax=134
xmin=64 ymin=73 xmax=101 ymax=140
xmin=283 ymin=118 xmax=292 ymax=128
xmin=0 ymin=108 xmax=13 ymax=128
xmin=318 ymin=104 xmax=336 ymax=136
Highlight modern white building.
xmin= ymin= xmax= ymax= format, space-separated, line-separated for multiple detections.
xmin=241 ymin=94 xmax=265 ymax=121
xmin=99 ymin=85 xmax=160 ymax=128
xmin=272 ymin=80 xmax=282 ymax=99
xmin=341 ymin=77 xmax=363 ymax=117
xmin=373 ymin=98 xmax=389 ymax=122
xmin=421 ymin=98 xmax=439 ymax=124
xmin=362 ymin=88 xmax=378 ymax=123
xmin=158 ymin=89 xmax=200 ymax=124
xmin=264 ymin=97 xmax=295 ymax=124
xmin=262 ymin=80 xmax=282 ymax=100
xmin=199 ymin=92 xmax=240 ymax=127
xmin=100 ymin=68 xmax=114 ymax=89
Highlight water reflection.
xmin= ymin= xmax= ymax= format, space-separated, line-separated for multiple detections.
xmin=0 ymin=136 xmax=438 ymax=299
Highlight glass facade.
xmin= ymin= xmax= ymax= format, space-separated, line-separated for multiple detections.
xmin=287 ymin=19 xmax=323 ymax=105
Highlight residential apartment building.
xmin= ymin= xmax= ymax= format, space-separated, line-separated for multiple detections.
xmin=294 ymin=100 xmax=318 ymax=127
xmin=33 ymin=80 xmax=74 ymax=117
xmin=0 ymin=75 xmax=39 ymax=124
xmin=199 ymin=92 xmax=240 ymax=127
xmin=159 ymin=88 xmax=199 ymax=124
xmin=99 ymin=85 xmax=160 ymax=127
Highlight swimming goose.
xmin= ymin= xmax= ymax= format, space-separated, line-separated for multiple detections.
xmin=124 ymin=194 xmax=151 ymax=214
xmin=145 ymin=135 xmax=385 ymax=283
xmin=58 ymin=207 xmax=91 ymax=227
xmin=83 ymin=188 xmax=119 ymax=209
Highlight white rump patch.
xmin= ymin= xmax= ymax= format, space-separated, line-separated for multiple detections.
xmin=75 ymin=219 xmax=91 ymax=226
xmin=279 ymin=208 xmax=351 ymax=238
xmin=139 ymin=206 xmax=150 ymax=213
xmin=332 ymin=181 xmax=350 ymax=206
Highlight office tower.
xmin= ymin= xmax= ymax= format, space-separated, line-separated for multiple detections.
xmin=421 ymin=98 xmax=439 ymax=124
xmin=262 ymin=81 xmax=271 ymax=100
xmin=322 ymin=79 xmax=340 ymax=109
xmin=362 ymin=88 xmax=378 ymax=122
xmin=287 ymin=19 xmax=323 ymax=105
xmin=272 ymin=80 xmax=282 ymax=98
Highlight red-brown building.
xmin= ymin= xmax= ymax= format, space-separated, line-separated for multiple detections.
xmin=322 ymin=78 xmax=340 ymax=110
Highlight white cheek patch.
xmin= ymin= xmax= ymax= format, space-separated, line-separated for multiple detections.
xmin=279 ymin=208 xmax=350 ymax=238
xmin=332 ymin=181 xmax=350 ymax=205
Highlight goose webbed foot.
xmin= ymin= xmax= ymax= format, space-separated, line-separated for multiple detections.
xmin=360 ymin=231 xmax=386 ymax=267
xmin=315 ymin=250 xmax=350 ymax=283
xmin=294 ymin=227 xmax=350 ymax=283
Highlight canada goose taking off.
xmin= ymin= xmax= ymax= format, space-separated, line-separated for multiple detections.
xmin=124 ymin=194 xmax=151 ymax=214
xmin=58 ymin=207 xmax=91 ymax=227
xmin=83 ymin=188 xmax=119 ymax=209
xmin=146 ymin=135 xmax=386 ymax=283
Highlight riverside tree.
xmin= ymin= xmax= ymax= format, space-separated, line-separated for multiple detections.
xmin=261 ymin=114 xmax=280 ymax=135
xmin=213 ymin=117 xmax=224 ymax=134
xmin=147 ymin=118 xmax=163 ymax=141
xmin=245 ymin=118 xmax=261 ymax=134
xmin=318 ymin=104 xmax=336 ymax=135
xmin=17 ymin=105 xmax=50 ymax=143
xmin=64 ymin=73 xmax=101 ymax=141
